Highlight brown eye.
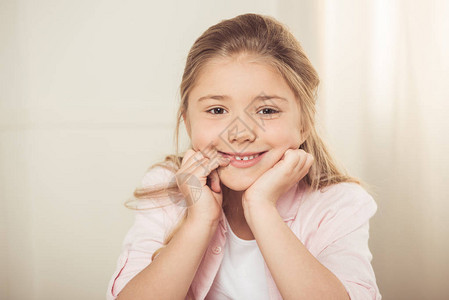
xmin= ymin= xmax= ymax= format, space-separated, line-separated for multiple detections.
xmin=257 ymin=108 xmax=279 ymax=115
xmin=207 ymin=107 xmax=227 ymax=114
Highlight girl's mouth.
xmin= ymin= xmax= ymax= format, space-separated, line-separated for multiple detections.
xmin=218 ymin=151 xmax=267 ymax=168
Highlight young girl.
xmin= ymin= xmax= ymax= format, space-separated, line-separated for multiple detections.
xmin=106 ymin=13 xmax=381 ymax=300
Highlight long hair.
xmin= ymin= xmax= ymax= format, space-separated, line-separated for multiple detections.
xmin=124 ymin=13 xmax=369 ymax=262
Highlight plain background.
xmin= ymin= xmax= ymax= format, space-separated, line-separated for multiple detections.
xmin=1 ymin=0 xmax=448 ymax=299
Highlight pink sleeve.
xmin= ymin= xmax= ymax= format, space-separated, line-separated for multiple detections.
xmin=106 ymin=167 xmax=182 ymax=300
xmin=311 ymin=184 xmax=381 ymax=300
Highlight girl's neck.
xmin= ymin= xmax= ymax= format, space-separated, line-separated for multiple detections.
xmin=222 ymin=185 xmax=246 ymax=223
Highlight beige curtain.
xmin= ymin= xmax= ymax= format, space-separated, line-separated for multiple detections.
xmin=281 ymin=0 xmax=449 ymax=299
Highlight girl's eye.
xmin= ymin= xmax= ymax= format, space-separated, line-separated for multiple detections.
xmin=206 ymin=107 xmax=228 ymax=114
xmin=257 ymin=107 xmax=279 ymax=115
xmin=206 ymin=107 xmax=279 ymax=116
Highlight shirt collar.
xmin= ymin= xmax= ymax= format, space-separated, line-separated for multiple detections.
xmin=276 ymin=179 xmax=307 ymax=221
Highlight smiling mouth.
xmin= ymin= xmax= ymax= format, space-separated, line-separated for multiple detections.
xmin=218 ymin=151 xmax=267 ymax=161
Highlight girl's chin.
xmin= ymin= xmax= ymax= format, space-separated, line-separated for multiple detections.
xmin=221 ymin=182 xmax=249 ymax=192
xmin=218 ymin=174 xmax=255 ymax=192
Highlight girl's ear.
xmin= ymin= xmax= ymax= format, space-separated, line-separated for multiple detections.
xmin=300 ymin=125 xmax=310 ymax=145
xmin=182 ymin=112 xmax=191 ymax=138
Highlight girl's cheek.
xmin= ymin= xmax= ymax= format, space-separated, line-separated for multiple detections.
xmin=190 ymin=121 xmax=230 ymax=150
xmin=190 ymin=135 xmax=216 ymax=152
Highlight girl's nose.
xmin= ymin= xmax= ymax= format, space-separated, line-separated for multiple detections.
xmin=226 ymin=115 xmax=257 ymax=144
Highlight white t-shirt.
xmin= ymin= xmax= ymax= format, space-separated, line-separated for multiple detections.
xmin=205 ymin=217 xmax=270 ymax=300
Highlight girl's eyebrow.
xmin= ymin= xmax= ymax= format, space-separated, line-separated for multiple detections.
xmin=197 ymin=94 xmax=288 ymax=102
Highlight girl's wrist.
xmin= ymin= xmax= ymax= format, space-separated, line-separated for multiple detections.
xmin=243 ymin=199 xmax=277 ymax=228
xmin=186 ymin=214 xmax=220 ymax=234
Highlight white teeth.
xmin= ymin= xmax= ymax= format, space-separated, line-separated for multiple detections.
xmin=235 ymin=154 xmax=259 ymax=161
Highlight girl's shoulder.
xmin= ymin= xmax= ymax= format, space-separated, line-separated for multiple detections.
xmin=317 ymin=181 xmax=373 ymax=200
xmin=300 ymin=181 xmax=378 ymax=217
xmin=297 ymin=181 xmax=379 ymax=259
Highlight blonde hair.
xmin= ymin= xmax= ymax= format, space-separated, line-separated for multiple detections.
xmin=124 ymin=13 xmax=370 ymax=262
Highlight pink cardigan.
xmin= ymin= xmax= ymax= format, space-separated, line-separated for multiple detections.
xmin=106 ymin=166 xmax=381 ymax=299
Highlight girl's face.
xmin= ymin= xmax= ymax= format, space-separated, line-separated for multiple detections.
xmin=184 ymin=55 xmax=306 ymax=191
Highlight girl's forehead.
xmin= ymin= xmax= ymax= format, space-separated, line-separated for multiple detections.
xmin=193 ymin=59 xmax=287 ymax=95
xmin=187 ymin=55 xmax=300 ymax=109
xmin=201 ymin=55 xmax=278 ymax=75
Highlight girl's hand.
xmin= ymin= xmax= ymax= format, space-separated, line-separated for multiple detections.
xmin=243 ymin=148 xmax=314 ymax=208
xmin=176 ymin=145 xmax=230 ymax=226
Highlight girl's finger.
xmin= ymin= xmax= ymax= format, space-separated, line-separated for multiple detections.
xmin=190 ymin=156 xmax=221 ymax=178
xmin=181 ymin=148 xmax=205 ymax=170
xmin=183 ymin=157 xmax=209 ymax=178
xmin=175 ymin=157 xmax=209 ymax=201
xmin=289 ymin=150 xmax=307 ymax=171
xmin=181 ymin=157 xmax=216 ymax=188
xmin=186 ymin=154 xmax=229 ymax=186
xmin=297 ymin=151 xmax=309 ymax=169
xmin=179 ymin=146 xmax=229 ymax=183
xmin=295 ymin=153 xmax=314 ymax=181
xmin=180 ymin=149 xmax=196 ymax=167
xmin=183 ymin=144 xmax=227 ymax=172
xmin=208 ymin=169 xmax=221 ymax=193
